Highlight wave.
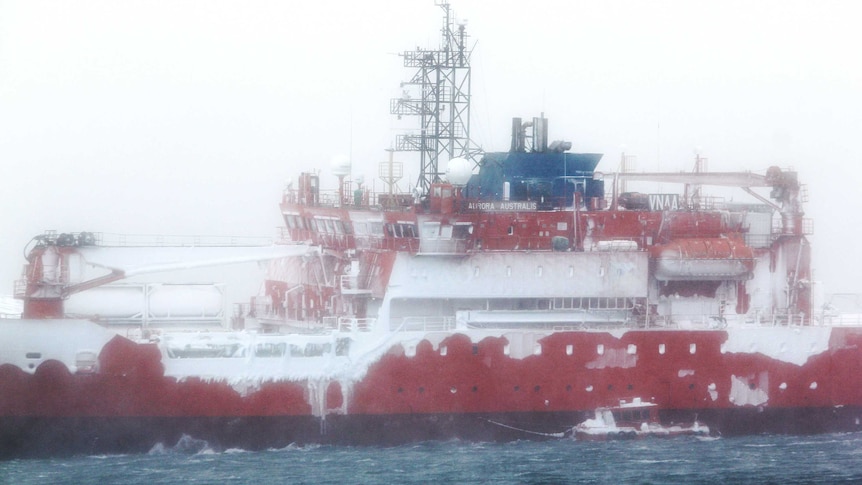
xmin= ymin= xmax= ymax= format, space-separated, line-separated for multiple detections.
xmin=148 ymin=434 xmax=214 ymax=456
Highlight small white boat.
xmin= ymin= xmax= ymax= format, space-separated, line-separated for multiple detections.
xmin=573 ymin=398 xmax=709 ymax=440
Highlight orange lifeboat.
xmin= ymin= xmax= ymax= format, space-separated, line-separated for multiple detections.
xmin=651 ymin=238 xmax=754 ymax=281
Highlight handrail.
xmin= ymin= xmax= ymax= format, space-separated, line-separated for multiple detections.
xmin=396 ymin=316 xmax=456 ymax=332
xmin=30 ymin=231 xmax=276 ymax=248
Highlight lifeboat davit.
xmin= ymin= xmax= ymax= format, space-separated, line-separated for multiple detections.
xmin=651 ymin=238 xmax=754 ymax=281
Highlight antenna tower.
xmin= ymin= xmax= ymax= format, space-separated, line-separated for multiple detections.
xmin=391 ymin=1 xmax=480 ymax=195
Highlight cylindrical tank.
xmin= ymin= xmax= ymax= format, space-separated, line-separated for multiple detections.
xmin=651 ymin=238 xmax=754 ymax=281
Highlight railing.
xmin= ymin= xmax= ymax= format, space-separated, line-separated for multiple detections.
xmin=743 ymin=233 xmax=775 ymax=248
xmin=395 ymin=316 xmax=456 ymax=332
xmin=13 ymin=280 xmax=27 ymax=299
xmin=418 ymin=238 xmax=469 ymax=254
xmin=770 ymin=218 xmax=814 ymax=237
xmin=339 ymin=274 xmax=372 ymax=294
xmin=100 ymin=233 xmax=275 ymax=247
xmin=815 ymin=313 xmax=862 ymax=326
xmin=333 ymin=317 xmax=375 ymax=332
xmin=30 ymin=230 xmax=276 ymax=248
xmin=477 ymin=236 xmax=553 ymax=251
xmin=641 ymin=312 xmax=825 ymax=329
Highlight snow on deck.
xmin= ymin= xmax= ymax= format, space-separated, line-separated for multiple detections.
xmin=0 ymin=295 xmax=22 ymax=318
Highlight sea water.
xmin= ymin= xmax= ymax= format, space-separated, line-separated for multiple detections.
xmin=2 ymin=433 xmax=862 ymax=484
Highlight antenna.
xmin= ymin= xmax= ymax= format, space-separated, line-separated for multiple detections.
xmin=390 ymin=1 xmax=481 ymax=195
xmin=379 ymin=148 xmax=404 ymax=195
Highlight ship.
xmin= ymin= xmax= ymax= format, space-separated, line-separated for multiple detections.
xmin=571 ymin=398 xmax=709 ymax=440
xmin=3 ymin=2 xmax=862 ymax=458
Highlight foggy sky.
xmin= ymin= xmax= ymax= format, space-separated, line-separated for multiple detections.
xmin=1 ymin=0 xmax=861 ymax=300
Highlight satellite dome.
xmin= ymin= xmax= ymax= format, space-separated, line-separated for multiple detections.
xmin=330 ymin=155 xmax=351 ymax=177
xmin=445 ymin=157 xmax=472 ymax=185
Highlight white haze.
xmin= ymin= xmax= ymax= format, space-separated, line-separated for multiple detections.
xmin=1 ymin=0 xmax=861 ymax=303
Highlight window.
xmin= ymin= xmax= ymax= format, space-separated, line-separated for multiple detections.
xmin=452 ymin=224 xmax=472 ymax=239
xmin=388 ymin=223 xmax=417 ymax=238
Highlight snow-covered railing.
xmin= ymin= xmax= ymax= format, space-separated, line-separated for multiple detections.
xmin=646 ymin=312 xmax=862 ymax=329
xmin=397 ymin=316 xmax=456 ymax=332
xmin=335 ymin=317 xmax=375 ymax=332
xmin=12 ymin=280 xmax=27 ymax=299
xmin=98 ymin=233 xmax=276 ymax=247
xmin=816 ymin=313 xmax=862 ymax=326
xmin=30 ymin=230 xmax=278 ymax=248
xmin=417 ymin=238 xmax=469 ymax=255
xmin=339 ymin=274 xmax=371 ymax=294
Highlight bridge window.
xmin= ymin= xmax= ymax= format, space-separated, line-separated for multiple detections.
xmin=386 ymin=222 xmax=417 ymax=238
xmin=452 ymin=223 xmax=472 ymax=239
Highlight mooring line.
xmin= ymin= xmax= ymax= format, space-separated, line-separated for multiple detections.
xmin=483 ymin=418 xmax=567 ymax=438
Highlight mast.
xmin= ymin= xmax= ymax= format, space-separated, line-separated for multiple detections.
xmin=390 ymin=1 xmax=480 ymax=195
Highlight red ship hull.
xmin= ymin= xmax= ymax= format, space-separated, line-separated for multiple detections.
xmin=3 ymin=327 xmax=862 ymax=458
